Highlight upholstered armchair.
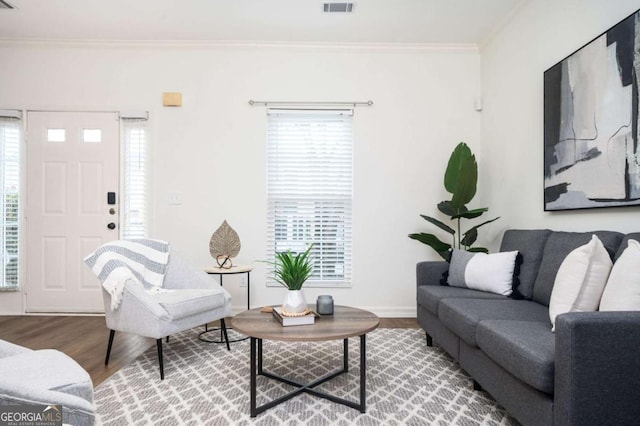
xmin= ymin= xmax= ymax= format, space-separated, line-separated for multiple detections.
xmin=0 ymin=339 xmax=95 ymax=425
xmin=85 ymin=240 xmax=232 ymax=380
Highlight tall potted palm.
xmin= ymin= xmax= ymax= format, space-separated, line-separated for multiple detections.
xmin=272 ymin=244 xmax=314 ymax=314
xmin=409 ymin=142 xmax=499 ymax=259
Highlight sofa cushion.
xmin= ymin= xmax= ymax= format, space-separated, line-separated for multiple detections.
xmin=417 ymin=285 xmax=507 ymax=315
xmin=149 ymin=288 xmax=228 ymax=320
xmin=532 ymin=231 xmax=623 ymax=306
xmin=549 ymin=235 xmax=612 ymax=331
xmin=438 ymin=298 xmax=550 ymax=347
xmin=600 ymin=239 xmax=640 ymax=311
xmin=447 ymin=249 xmax=520 ymax=296
xmin=499 ymin=229 xmax=552 ymax=299
xmin=477 ymin=320 xmax=555 ymax=394
xmin=614 ymin=233 xmax=640 ymax=260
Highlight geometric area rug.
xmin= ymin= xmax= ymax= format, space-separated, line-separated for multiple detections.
xmin=94 ymin=328 xmax=519 ymax=425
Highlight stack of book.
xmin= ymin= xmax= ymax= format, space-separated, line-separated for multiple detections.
xmin=272 ymin=306 xmax=315 ymax=326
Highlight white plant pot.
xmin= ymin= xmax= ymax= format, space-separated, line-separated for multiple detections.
xmin=283 ymin=290 xmax=307 ymax=314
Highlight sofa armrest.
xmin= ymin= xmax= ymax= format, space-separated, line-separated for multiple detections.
xmin=555 ymin=311 xmax=640 ymax=426
xmin=0 ymin=380 xmax=95 ymax=425
xmin=416 ymin=261 xmax=448 ymax=287
xmin=0 ymin=339 xmax=32 ymax=358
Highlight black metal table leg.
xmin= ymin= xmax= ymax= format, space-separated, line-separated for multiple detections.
xmin=344 ymin=338 xmax=349 ymax=372
xmin=250 ymin=337 xmax=257 ymax=418
xmin=360 ymin=334 xmax=366 ymax=412
xmin=249 ymin=335 xmax=368 ymax=416
xmin=247 ymin=272 xmax=250 ymax=310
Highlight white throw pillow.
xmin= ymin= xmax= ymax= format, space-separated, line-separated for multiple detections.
xmin=549 ymin=235 xmax=613 ymax=331
xmin=447 ymin=249 xmax=519 ymax=296
xmin=599 ymin=239 xmax=640 ymax=311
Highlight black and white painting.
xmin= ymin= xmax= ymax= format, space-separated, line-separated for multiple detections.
xmin=544 ymin=10 xmax=640 ymax=211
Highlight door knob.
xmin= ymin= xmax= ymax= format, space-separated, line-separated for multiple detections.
xmin=107 ymin=222 xmax=116 ymax=230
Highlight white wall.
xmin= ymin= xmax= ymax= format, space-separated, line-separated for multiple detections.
xmin=481 ymin=0 xmax=640 ymax=249
xmin=0 ymin=42 xmax=482 ymax=316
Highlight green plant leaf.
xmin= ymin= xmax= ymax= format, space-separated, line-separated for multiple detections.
xmin=461 ymin=228 xmax=478 ymax=247
xmin=450 ymin=154 xmax=477 ymax=208
xmin=437 ymin=201 xmax=466 ymax=218
xmin=444 ymin=142 xmax=473 ymax=195
xmin=408 ymin=233 xmax=451 ymax=259
xmin=455 ymin=207 xmax=488 ymax=219
xmin=467 ymin=247 xmax=489 ymax=253
xmin=420 ymin=214 xmax=455 ymax=235
xmin=464 ymin=216 xmax=500 ymax=235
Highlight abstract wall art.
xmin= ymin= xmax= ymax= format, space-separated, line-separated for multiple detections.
xmin=544 ymin=9 xmax=640 ymax=211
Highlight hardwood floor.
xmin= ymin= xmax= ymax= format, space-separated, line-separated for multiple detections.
xmin=0 ymin=315 xmax=418 ymax=386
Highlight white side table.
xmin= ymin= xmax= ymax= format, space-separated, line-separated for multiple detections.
xmin=200 ymin=264 xmax=253 ymax=344
xmin=204 ymin=264 xmax=253 ymax=310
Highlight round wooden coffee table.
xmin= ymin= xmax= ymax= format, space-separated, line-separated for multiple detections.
xmin=232 ymin=305 xmax=379 ymax=417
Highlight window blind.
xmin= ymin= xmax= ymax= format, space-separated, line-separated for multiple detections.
xmin=121 ymin=117 xmax=148 ymax=239
xmin=0 ymin=113 xmax=20 ymax=290
xmin=267 ymin=109 xmax=353 ymax=287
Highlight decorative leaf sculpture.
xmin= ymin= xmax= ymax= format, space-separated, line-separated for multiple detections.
xmin=409 ymin=142 xmax=499 ymax=259
xmin=209 ymin=220 xmax=241 ymax=268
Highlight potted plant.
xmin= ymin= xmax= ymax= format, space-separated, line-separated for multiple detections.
xmin=272 ymin=244 xmax=314 ymax=314
xmin=409 ymin=142 xmax=499 ymax=259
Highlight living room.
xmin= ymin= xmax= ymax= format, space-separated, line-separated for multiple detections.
xmin=1 ymin=0 xmax=640 ymax=425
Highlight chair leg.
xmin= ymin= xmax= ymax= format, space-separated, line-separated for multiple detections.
xmin=426 ymin=333 xmax=433 ymax=347
xmin=166 ymin=336 xmax=169 ymax=343
xmin=105 ymin=329 xmax=116 ymax=365
xmin=220 ymin=318 xmax=231 ymax=351
xmin=156 ymin=339 xmax=165 ymax=380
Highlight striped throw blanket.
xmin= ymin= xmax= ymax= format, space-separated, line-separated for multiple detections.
xmin=84 ymin=239 xmax=170 ymax=310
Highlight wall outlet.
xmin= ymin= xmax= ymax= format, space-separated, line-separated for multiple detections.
xmin=168 ymin=192 xmax=182 ymax=205
xmin=240 ymin=275 xmax=248 ymax=287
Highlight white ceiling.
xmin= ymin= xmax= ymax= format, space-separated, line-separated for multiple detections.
xmin=0 ymin=0 xmax=526 ymax=45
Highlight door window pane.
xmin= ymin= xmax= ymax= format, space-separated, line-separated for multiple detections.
xmin=47 ymin=128 xmax=65 ymax=142
xmin=83 ymin=129 xmax=102 ymax=143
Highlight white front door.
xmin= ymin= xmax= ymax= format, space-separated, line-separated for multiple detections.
xmin=26 ymin=111 xmax=120 ymax=313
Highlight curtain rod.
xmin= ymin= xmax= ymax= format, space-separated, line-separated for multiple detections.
xmin=248 ymin=100 xmax=373 ymax=107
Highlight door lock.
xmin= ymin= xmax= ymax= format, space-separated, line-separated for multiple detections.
xmin=107 ymin=222 xmax=116 ymax=230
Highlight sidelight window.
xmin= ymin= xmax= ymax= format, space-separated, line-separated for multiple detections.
xmin=120 ymin=114 xmax=149 ymax=239
xmin=0 ymin=110 xmax=20 ymax=290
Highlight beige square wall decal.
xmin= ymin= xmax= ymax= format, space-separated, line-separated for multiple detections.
xmin=163 ymin=92 xmax=182 ymax=107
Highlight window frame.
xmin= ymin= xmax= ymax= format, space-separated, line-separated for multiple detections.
xmin=120 ymin=115 xmax=149 ymax=240
xmin=0 ymin=111 xmax=21 ymax=291
xmin=266 ymin=108 xmax=354 ymax=288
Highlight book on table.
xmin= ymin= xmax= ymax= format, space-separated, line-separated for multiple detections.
xmin=272 ymin=307 xmax=315 ymax=326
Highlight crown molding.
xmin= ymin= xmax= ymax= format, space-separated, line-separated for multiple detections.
xmin=0 ymin=38 xmax=479 ymax=53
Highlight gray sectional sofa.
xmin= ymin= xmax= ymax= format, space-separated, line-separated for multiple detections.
xmin=416 ymin=229 xmax=640 ymax=426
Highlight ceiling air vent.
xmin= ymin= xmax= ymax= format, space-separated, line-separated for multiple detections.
xmin=0 ymin=0 xmax=15 ymax=9
xmin=323 ymin=3 xmax=353 ymax=13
